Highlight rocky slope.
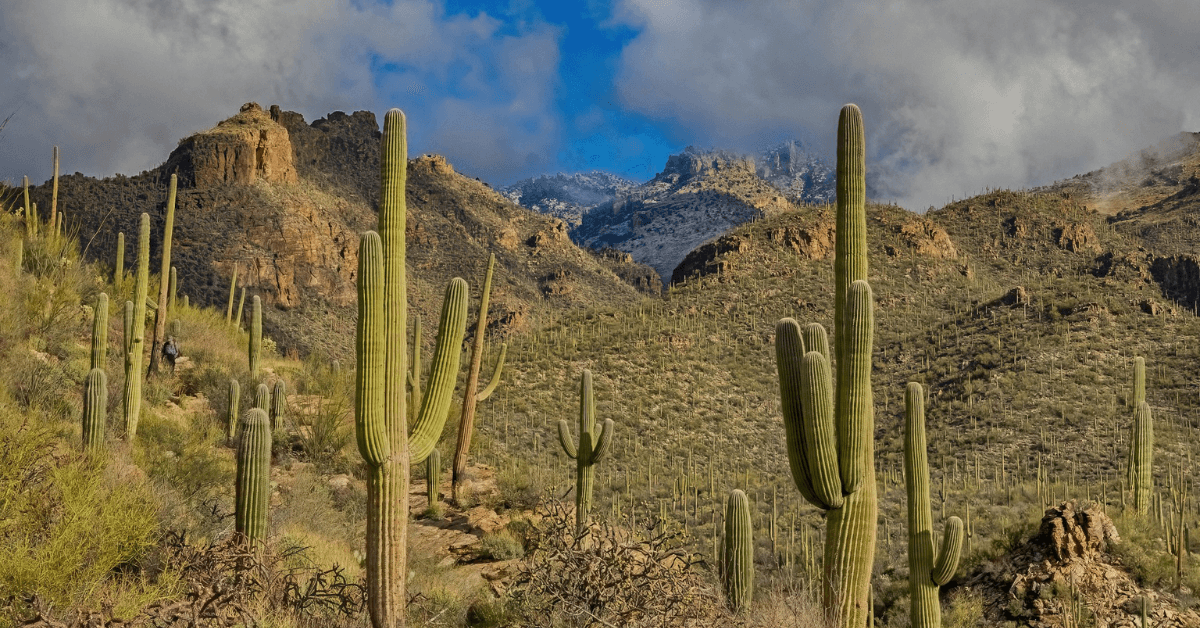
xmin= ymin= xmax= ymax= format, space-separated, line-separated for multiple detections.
xmin=25 ymin=103 xmax=649 ymax=359
xmin=499 ymin=171 xmax=638 ymax=229
xmin=754 ymin=139 xmax=836 ymax=204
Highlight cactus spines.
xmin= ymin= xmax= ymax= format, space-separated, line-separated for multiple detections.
xmin=904 ymin=382 xmax=963 ymax=628
xmin=148 ymin=174 xmax=177 ymax=375
xmin=249 ymin=295 xmax=262 ymax=375
xmin=722 ymin=489 xmax=754 ymax=613
xmin=775 ymin=104 xmax=876 ymax=627
xmin=226 ymin=265 xmax=238 ymax=324
xmin=271 ymin=380 xmax=287 ymax=430
xmin=227 ymin=378 xmax=241 ymax=442
xmin=452 ymin=253 xmax=506 ymax=501
xmin=557 ymin=369 xmax=614 ymax=532
xmin=235 ymin=407 xmax=272 ymax=544
xmin=123 ymin=213 xmax=151 ymax=438
xmin=255 ymin=383 xmax=270 ymax=413
xmin=427 ymin=448 xmax=441 ymax=508
xmin=91 ymin=293 xmax=109 ymax=370
xmin=115 ymin=232 xmax=124 ymax=291
xmin=82 ymin=368 xmax=107 ymax=452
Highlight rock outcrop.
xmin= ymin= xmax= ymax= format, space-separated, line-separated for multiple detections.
xmin=167 ymin=103 xmax=298 ymax=188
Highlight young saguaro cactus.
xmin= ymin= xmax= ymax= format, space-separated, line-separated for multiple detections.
xmin=226 ymin=265 xmax=238 ymax=324
xmin=148 ymin=174 xmax=177 ymax=375
xmin=452 ymin=252 xmax=508 ymax=502
xmin=904 ymin=383 xmax=964 ymax=628
xmin=427 ymin=448 xmax=441 ymax=508
xmin=249 ymin=295 xmax=262 ymax=376
xmin=82 ymin=368 xmax=107 ymax=452
xmin=123 ymin=213 xmax=151 ymax=438
xmin=115 ymin=232 xmax=125 ymax=291
xmin=255 ymin=383 xmax=270 ymax=413
xmin=557 ymin=369 xmax=614 ymax=533
xmin=91 ymin=293 xmax=109 ymax=370
xmin=235 ymin=407 xmax=272 ymax=543
xmin=723 ymin=488 xmax=755 ymax=613
xmin=271 ymin=379 xmax=287 ymax=430
xmin=227 ymin=378 xmax=241 ymax=442
xmin=775 ymin=104 xmax=876 ymax=627
xmin=1128 ymin=357 xmax=1153 ymax=515
xmin=356 ymin=108 xmax=470 ymax=628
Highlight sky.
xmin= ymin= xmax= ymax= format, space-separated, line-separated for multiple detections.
xmin=1 ymin=0 xmax=1199 ymax=212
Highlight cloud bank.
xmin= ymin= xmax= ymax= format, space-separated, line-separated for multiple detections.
xmin=0 ymin=0 xmax=562 ymax=185
xmin=611 ymin=0 xmax=1200 ymax=211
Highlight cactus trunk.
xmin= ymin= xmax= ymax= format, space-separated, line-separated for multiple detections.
xmin=147 ymin=174 xmax=177 ymax=375
xmin=235 ymin=407 xmax=272 ymax=543
xmin=226 ymin=265 xmax=238 ymax=324
xmin=91 ymin=293 xmax=109 ymax=371
xmin=227 ymin=379 xmax=241 ymax=442
xmin=123 ymin=213 xmax=151 ymax=438
xmin=427 ymin=448 xmax=441 ymax=508
xmin=271 ymin=380 xmax=286 ymax=430
xmin=82 ymin=368 xmax=106 ymax=452
xmin=557 ymin=369 xmax=614 ymax=533
xmin=115 ymin=232 xmax=124 ymax=292
xmin=249 ymin=295 xmax=262 ymax=376
xmin=723 ymin=489 xmax=755 ymax=613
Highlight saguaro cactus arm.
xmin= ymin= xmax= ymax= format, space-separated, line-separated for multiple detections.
xmin=931 ymin=518 xmax=964 ymax=586
xmin=408 ymin=278 xmax=468 ymax=465
xmin=590 ymin=418 xmax=615 ymax=462
xmin=355 ymin=232 xmax=388 ymax=467
xmin=475 ymin=343 xmax=507 ymax=403
xmin=799 ymin=350 xmax=842 ymax=509
xmin=557 ymin=420 xmax=578 ymax=459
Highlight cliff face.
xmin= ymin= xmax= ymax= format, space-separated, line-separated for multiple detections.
xmin=29 ymin=103 xmax=646 ymax=358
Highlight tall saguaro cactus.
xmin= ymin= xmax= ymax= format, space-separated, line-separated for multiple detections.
xmin=723 ymin=488 xmax=755 ymax=613
xmin=904 ymin=383 xmax=963 ymax=628
xmin=1128 ymin=356 xmax=1153 ymax=515
xmin=452 ymin=252 xmax=508 ymax=502
xmin=235 ymin=407 xmax=272 ymax=543
xmin=148 ymin=174 xmax=178 ymax=375
xmin=115 ymin=232 xmax=125 ymax=292
xmin=91 ymin=293 xmax=109 ymax=370
xmin=557 ymin=369 xmax=614 ymax=533
xmin=356 ymin=109 xmax=469 ymax=628
xmin=249 ymin=295 xmax=262 ymax=376
xmin=82 ymin=369 xmax=107 ymax=452
xmin=227 ymin=266 xmax=238 ymax=324
xmin=775 ymin=104 xmax=876 ymax=627
xmin=123 ymin=213 xmax=151 ymax=438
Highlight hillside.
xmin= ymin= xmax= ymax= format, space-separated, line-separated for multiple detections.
xmin=19 ymin=103 xmax=652 ymax=360
xmin=499 ymin=170 xmax=638 ymax=228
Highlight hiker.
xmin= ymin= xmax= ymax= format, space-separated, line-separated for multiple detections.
xmin=162 ymin=337 xmax=179 ymax=374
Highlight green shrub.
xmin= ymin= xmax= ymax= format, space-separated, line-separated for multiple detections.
xmin=478 ymin=529 xmax=525 ymax=561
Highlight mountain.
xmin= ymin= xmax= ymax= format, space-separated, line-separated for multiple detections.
xmin=754 ymin=139 xmax=836 ymax=203
xmin=21 ymin=103 xmax=651 ymax=359
xmin=499 ymin=171 xmax=638 ymax=229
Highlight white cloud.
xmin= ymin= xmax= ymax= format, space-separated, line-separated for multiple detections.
xmin=0 ymin=0 xmax=563 ymax=185
xmin=610 ymin=0 xmax=1200 ymax=211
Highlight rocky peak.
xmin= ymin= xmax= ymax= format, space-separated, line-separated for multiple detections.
xmin=166 ymin=102 xmax=298 ymax=188
xmin=656 ymin=146 xmax=756 ymax=184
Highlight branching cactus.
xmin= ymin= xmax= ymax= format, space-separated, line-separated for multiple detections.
xmin=1129 ymin=357 xmax=1153 ymax=515
xmin=249 ymin=295 xmax=262 ymax=376
xmin=723 ymin=488 xmax=755 ymax=613
xmin=235 ymin=407 xmax=272 ymax=544
xmin=904 ymin=382 xmax=963 ymax=628
xmin=82 ymin=368 xmax=106 ymax=452
xmin=123 ymin=213 xmax=151 ymax=438
xmin=557 ymin=369 xmax=614 ymax=533
xmin=356 ymin=108 xmax=470 ymax=628
xmin=227 ymin=378 xmax=241 ymax=442
xmin=271 ymin=380 xmax=287 ymax=430
xmin=452 ymin=252 xmax=508 ymax=502
xmin=91 ymin=293 xmax=109 ymax=371
xmin=775 ymin=104 xmax=876 ymax=627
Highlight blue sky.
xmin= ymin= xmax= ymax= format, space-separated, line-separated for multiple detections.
xmin=2 ymin=0 xmax=1199 ymax=211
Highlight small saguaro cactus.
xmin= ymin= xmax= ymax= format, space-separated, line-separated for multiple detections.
xmin=249 ymin=295 xmax=262 ymax=375
xmin=123 ymin=213 xmax=151 ymax=438
xmin=1128 ymin=356 xmax=1154 ymax=515
xmin=904 ymin=382 xmax=964 ymax=628
xmin=235 ymin=287 xmax=246 ymax=330
xmin=91 ymin=293 xmax=109 ymax=370
xmin=557 ymin=369 xmax=614 ymax=533
xmin=452 ymin=253 xmax=508 ymax=502
xmin=114 ymin=232 xmax=125 ymax=290
xmin=226 ymin=265 xmax=238 ymax=324
xmin=722 ymin=488 xmax=755 ymax=613
xmin=775 ymin=103 xmax=876 ymax=627
xmin=82 ymin=368 xmax=107 ymax=452
xmin=271 ymin=379 xmax=287 ymax=430
xmin=255 ymin=383 xmax=270 ymax=413
xmin=227 ymin=378 xmax=241 ymax=442
xmin=235 ymin=407 xmax=272 ymax=544
xmin=169 ymin=319 xmax=181 ymax=338
xmin=427 ymin=448 xmax=441 ymax=509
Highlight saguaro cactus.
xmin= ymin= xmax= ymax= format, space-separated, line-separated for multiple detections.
xmin=723 ymin=488 xmax=755 ymax=613
xmin=235 ymin=407 xmax=272 ymax=543
xmin=904 ymin=383 xmax=963 ymax=628
xmin=408 ymin=314 xmax=422 ymax=422
xmin=557 ymin=369 xmax=614 ymax=533
xmin=226 ymin=265 xmax=238 ymax=324
xmin=50 ymin=146 xmax=59 ymax=228
xmin=1129 ymin=357 xmax=1153 ymax=515
xmin=148 ymin=174 xmax=177 ymax=375
xmin=452 ymin=252 xmax=508 ymax=502
xmin=227 ymin=378 xmax=241 ymax=442
xmin=775 ymin=104 xmax=876 ymax=627
xmin=427 ymin=448 xmax=441 ymax=508
xmin=356 ymin=108 xmax=470 ymax=628
xmin=82 ymin=368 xmax=107 ymax=451
xmin=22 ymin=176 xmax=31 ymax=239
xmin=271 ymin=380 xmax=287 ymax=430
xmin=123 ymin=213 xmax=151 ymax=438
xmin=235 ymin=287 xmax=246 ymax=330
xmin=249 ymin=295 xmax=262 ymax=375
xmin=255 ymin=383 xmax=270 ymax=413
xmin=168 ymin=266 xmax=177 ymax=315
xmin=91 ymin=293 xmax=109 ymax=370
xmin=114 ymin=232 xmax=125 ymax=291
